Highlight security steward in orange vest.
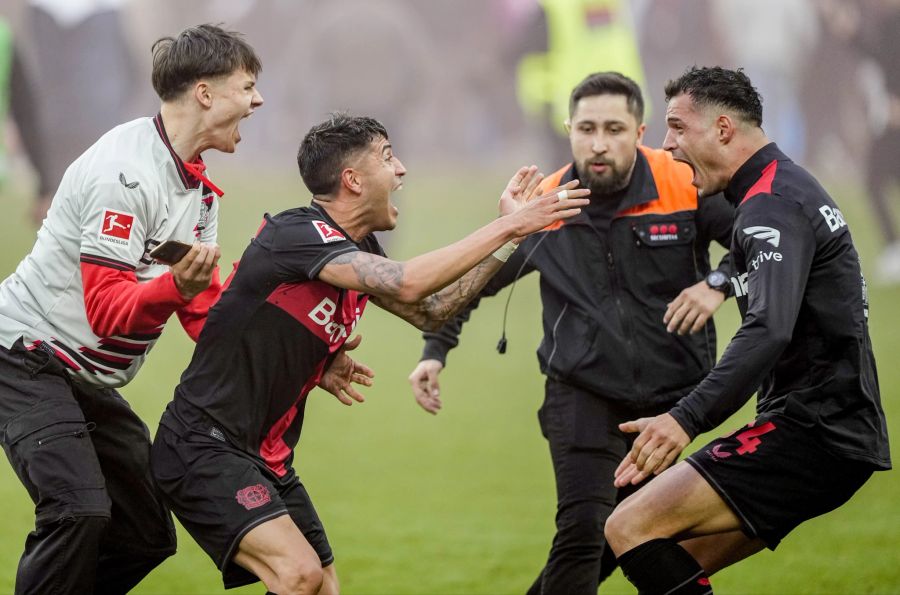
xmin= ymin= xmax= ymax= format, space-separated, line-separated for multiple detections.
xmin=408 ymin=72 xmax=735 ymax=594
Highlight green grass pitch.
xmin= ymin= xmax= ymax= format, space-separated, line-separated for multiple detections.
xmin=0 ymin=166 xmax=897 ymax=594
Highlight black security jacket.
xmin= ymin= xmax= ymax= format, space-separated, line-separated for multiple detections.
xmin=422 ymin=147 xmax=734 ymax=408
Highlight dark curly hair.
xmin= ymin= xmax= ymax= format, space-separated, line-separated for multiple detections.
xmin=664 ymin=66 xmax=763 ymax=126
xmin=297 ymin=113 xmax=389 ymax=195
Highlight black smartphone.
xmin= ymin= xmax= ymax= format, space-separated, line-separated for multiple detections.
xmin=149 ymin=240 xmax=192 ymax=265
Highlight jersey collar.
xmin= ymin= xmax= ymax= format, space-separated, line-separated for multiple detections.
xmin=724 ymin=142 xmax=788 ymax=207
xmin=153 ymin=113 xmax=224 ymax=197
xmin=562 ymin=147 xmax=660 ymax=227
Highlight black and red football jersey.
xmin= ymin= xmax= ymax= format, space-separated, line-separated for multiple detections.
xmin=670 ymin=144 xmax=890 ymax=469
xmin=163 ymin=204 xmax=383 ymax=476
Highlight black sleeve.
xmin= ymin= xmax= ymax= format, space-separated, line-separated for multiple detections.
xmin=695 ymin=192 xmax=736 ymax=278
xmin=421 ymin=237 xmax=538 ymax=366
xmin=258 ymin=215 xmax=359 ymax=281
xmin=669 ymin=196 xmax=816 ymax=438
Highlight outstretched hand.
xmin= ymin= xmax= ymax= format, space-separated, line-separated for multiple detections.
xmin=498 ymin=165 xmax=545 ymax=217
xmin=318 ymin=335 xmax=375 ymax=406
xmin=613 ymin=413 xmax=691 ymax=487
xmin=498 ymin=166 xmax=590 ymax=240
xmin=408 ymin=359 xmax=444 ymax=414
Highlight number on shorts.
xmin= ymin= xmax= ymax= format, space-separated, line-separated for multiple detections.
xmin=734 ymin=421 xmax=776 ymax=455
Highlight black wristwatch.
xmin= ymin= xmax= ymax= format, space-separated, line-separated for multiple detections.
xmin=705 ymin=270 xmax=731 ymax=296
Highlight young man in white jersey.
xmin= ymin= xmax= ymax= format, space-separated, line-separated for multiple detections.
xmin=0 ymin=24 xmax=263 ymax=594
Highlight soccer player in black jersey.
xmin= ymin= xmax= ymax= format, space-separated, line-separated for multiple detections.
xmin=604 ymin=67 xmax=891 ymax=593
xmin=150 ymin=114 xmax=589 ymax=594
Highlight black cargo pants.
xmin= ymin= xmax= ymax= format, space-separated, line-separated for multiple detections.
xmin=0 ymin=340 xmax=176 ymax=594
xmin=527 ymin=378 xmax=673 ymax=595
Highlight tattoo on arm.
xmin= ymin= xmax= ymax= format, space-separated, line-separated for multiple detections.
xmin=330 ymin=252 xmax=405 ymax=294
xmin=374 ymin=257 xmax=498 ymax=330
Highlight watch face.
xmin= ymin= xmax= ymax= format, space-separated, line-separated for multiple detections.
xmin=707 ymin=270 xmax=728 ymax=288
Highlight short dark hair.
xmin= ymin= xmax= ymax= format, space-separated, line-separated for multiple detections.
xmin=297 ymin=113 xmax=389 ymax=195
xmin=664 ymin=66 xmax=763 ymax=126
xmin=569 ymin=72 xmax=645 ymax=123
xmin=151 ymin=24 xmax=262 ymax=101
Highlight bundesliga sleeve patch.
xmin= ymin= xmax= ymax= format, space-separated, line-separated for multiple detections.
xmin=98 ymin=209 xmax=135 ymax=245
xmin=312 ymin=220 xmax=346 ymax=243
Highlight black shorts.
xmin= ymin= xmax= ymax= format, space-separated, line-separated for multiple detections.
xmin=151 ymin=421 xmax=333 ymax=589
xmin=686 ymin=414 xmax=874 ymax=549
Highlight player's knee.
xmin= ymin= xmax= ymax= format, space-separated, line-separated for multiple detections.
xmin=271 ymin=558 xmax=324 ymax=595
xmin=605 ymin=504 xmax=640 ymax=555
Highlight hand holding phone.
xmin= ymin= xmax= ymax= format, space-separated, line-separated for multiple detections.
xmin=170 ymin=242 xmax=221 ymax=300
xmin=149 ymin=240 xmax=192 ymax=265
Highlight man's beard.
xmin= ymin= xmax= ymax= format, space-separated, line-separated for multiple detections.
xmin=581 ymin=159 xmax=632 ymax=196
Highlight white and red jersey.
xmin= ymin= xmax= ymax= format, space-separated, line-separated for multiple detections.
xmin=0 ymin=114 xmax=222 ymax=388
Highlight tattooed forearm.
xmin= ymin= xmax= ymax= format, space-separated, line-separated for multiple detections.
xmin=374 ymin=257 xmax=500 ymax=331
xmin=423 ymin=259 xmax=494 ymax=320
xmin=330 ymin=252 xmax=405 ymax=294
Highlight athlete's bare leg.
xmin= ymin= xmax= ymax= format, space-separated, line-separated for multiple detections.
xmin=680 ymin=531 xmax=766 ymax=575
xmin=605 ymin=461 xmax=743 ymax=555
xmin=234 ymin=514 xmax=327 ymax=595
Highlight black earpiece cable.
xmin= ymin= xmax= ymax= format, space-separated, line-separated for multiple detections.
xmin=497 ymin=232 xmax=551 ymax=354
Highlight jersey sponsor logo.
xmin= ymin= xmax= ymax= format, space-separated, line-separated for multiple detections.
xmin=730 ymin=272 xmax=749 ymax=298
xmin=267 ymin=281 xmax=368 ymax=348
xmin=118 ymin=172 xmax=139 ymax=189
xmin=819 ymin=205 xmax=847 ymax=232
xmin=309 ymin=296 xmax=361 ymax=344
xmin=312 ymin=220 xmax=346 ymax=243
xmin=742 ymin=225 xmax=781 ymax=247
xmin=749 ymin=249 xmax=783 ymax=271
xmin=99 ymin=209 xmax=135 ymax=245
xmin=235 ymin=484 xmax=271 ymax=510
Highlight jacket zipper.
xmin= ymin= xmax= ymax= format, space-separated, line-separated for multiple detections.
xmin=545 ymin=303 xmax=569 ymax=372
xmin=606 ymin=240 xmax=642 ymax=399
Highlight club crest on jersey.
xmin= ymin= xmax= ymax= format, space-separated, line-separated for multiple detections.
xmin=98 ymin=209 xmax=135 ymax=245
xmin=235 ymin=484 xmax=271 ymax=510
xmin=312 ymin=220 xmax=346 ymax=243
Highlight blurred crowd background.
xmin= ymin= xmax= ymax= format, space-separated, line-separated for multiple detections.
xmin=1 ymin=0 xmax=899 ymax=280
